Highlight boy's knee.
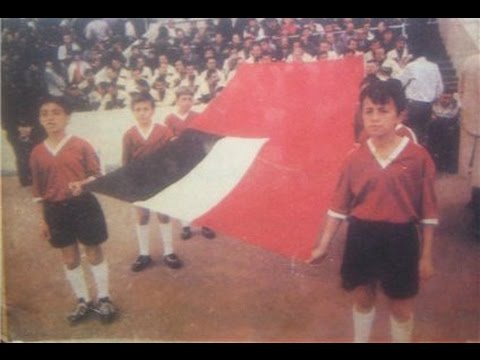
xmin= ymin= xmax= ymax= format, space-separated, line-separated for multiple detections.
xmin=157 ymin=214 xmax=170 ymax=224
xmin=85 ymin=245 xmax=104 ymax=265
xmin=64 ymin=257 xmax=81 ymax=270
xmin=138 ymin=214 xmax=150 ymax=225
xmin=354 ymin=285 xmax=377 ymax=311
xmin=389 ymin=299 xmax=414 ymax=322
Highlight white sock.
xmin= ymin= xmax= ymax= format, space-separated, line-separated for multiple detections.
xmin=136 ymin=224 xmax=150 ymax=256
xmin=180 ymin=220 xmax=190 ymax=228
xmin=353 ymin=306 xmax=376 ymax=343
xmin=159 ymin=222 xmax=174 ymax=255
xmin=390 ymin=315 xmax=414 ymax=343
xmin=64 ymin=265 xmax=90 ymax=302
xmin=90 ymin=261 xmax=110 ymax=299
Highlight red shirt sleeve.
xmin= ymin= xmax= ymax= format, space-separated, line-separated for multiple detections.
xmin=82 ymin=141 xmax=101 ymax=177
xmin=328 ymin=154 xmax=354 ymax=220
xmin=122 ymin=131 xmax=132 ymax=166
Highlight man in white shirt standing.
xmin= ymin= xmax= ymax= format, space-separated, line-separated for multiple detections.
xmin=398 ymin=49 xmax=444 ymax=145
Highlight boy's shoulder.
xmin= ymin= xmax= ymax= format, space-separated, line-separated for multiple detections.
xmin=404 ymin=139 xmax=433 ymax=160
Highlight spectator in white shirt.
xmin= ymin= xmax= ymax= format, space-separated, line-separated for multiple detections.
xmin=398 ymin=49 xmax=444 ymax=144
xmin=150 ymin=77 xmax=176 ymax=107
xmin=85 ymin=19 xmax=111 ymax=44
xmin=67 ymin=53 xmax=91 ymax=85
xmin=387 ymin=36 xmax=412 ymax=69
xmin=57 ymin=34 xmax=81 ymax=68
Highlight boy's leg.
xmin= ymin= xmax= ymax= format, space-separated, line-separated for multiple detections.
xmin=132 ymin=207 xmax=152 ymax=271
xmin=352 ymin=284 xmax=377 ymax=343
xmin=62 ymin=243 xmax=93 ymax=324
xmin=388 ymin=297 xmax=414 ymax=343
xmin=62 ymin=243 xmax=90 ymax=301
xmin=85 ymin=244 xmax=109 ymax=299
xmin=201 ymin=227 xmax=216 ymax=239
xmin=158 ymin=214 xmax=183 ymax=269
xmin=85 ymin=244 xmax=117 ymax=323
xmin=180 ymin=219 xmax=192 ymax=240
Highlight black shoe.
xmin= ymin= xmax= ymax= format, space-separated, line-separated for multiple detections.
xmin=164 ymin=253 xmax=183 ymax=269
xmin=94 ymin=297 xmax=117 ymax=324
xmin=201 ymin=227 xmax=216 ymax=239
xmin=131 ymin=255 xmax=152 ymax=272
xmin=67 ymin=298 xmax=94 ymax=325
xmin=181 ymin=226 xmax=192 ymax=240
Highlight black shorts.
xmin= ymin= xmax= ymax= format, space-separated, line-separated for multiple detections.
xmin=43 ymin=193 xmax=108 ymax=249
xmin=341 ymin=218 xmax=420 ymax=299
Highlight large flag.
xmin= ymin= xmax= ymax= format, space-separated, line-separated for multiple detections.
xmin=88 ymin=58 xmax=365 ymax=261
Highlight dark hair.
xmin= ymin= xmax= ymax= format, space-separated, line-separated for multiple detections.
xmin=131 ymin=92 xmax=155 ymax=109
xmin=38 ymin=96 xmax=73 ymax=115
xmin=360 ymin=79 xmax=406 ymax=114
xmin=175 ymin=86 xmax=194 ymax=98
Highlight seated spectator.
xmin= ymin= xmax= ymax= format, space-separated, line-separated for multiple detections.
xmin=153 ymin=54 xmax=176 ymax=80
xmin=281 ymin=18 xmax=299 ymax=36
xmin=44 ymin=60 xmax=66 ymax=97
xmin=57 ymin=34 xmax=82 ymax=68
xmin=99 ymin=83 xmax=129 ymax=110
xmin=199 ymin=57 xmax=223 ymax=83
xmin=373 ymin=47 xmax=402 ymax=78
xmin=88 ymin=81 xmax=109 ymax=110
xmin=428 ymin=91 xmax=461 ymax=173
xmin=78 ymin=69 xmax=96 ymax=96
xmin=178 ymin=63 xmax=202 ymax=95
xmin=387 ymin=36 xmax=412 ymax=69
xmin=317 ymin=40 xmax=338 ymax=60
xmin=134 ymin=56 xmax=153 ymax=84
xmin=68 ymin=52 xmax=91 ymax=85
xmin=196 ymin=69 xmax=224 ymax=104
xmin=245 ymin=43 xmax=263 ymax=64
xmin=286 ymin=42 xmax=315 ymax=63
xmin=381 ymin=29 xmax=396 ymax=53
xmin=150 ymin=77 xmax=176 ymax=107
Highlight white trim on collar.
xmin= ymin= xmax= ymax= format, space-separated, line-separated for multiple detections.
xmin=173 ymin=111 xmax=191 ymax=121
xmin=367 ymin=136 xmax=410 ymax=169
xmin=135 ymin=123 xmax=155 ymax=141
xmin=43 ymin=134 xmax=73 ymax=156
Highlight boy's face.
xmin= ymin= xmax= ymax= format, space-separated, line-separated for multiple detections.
xmin=39 ymin=102 xmax=69 ymax=135
xmin=132 ymin=101 xmax=154 ymax=126
xmin=362 ymin=97 xmax=401 ymax=139
xmin=177 ymin=95 xmax=193 ymax=112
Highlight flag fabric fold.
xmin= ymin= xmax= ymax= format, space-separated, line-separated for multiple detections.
xmin=88 ymin=58 xmax=365 ymax=260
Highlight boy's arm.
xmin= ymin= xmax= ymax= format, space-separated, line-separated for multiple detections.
xmin=69 ymin=142 xmax=102 ymax=196
xmin=419 ymin=225 xmax=435 ymax=280
xmin=419 ymin=153 xmax=438 ymax=280
xmin=36 ymin=200 xmax=50 ymax=241
xmin=308 ymin=215 xmax=343 ymax=264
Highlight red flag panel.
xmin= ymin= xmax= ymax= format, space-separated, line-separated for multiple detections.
xmin=190 ymin=58 xmax=365 ymax=260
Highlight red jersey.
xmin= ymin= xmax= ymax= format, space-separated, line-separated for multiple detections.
xmin=30 ymin=135 xmax=101 ymax=202
xmin=164 ymin=111 xmax=198 ymax=137
xmin=122 ymin=123 xmax=173 ymax=165
xmin=328 ymin=137 xmax=438 ymax=225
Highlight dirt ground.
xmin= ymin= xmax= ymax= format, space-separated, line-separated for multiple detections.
xmin=1 ymin=173 xmax=479 ymax=343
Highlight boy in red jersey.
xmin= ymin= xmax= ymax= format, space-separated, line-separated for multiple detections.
xmin=309 ymin=80 xmax=438 ymax=343
xmin=124 ymin=93 xmax=183 ymax=271
xmin=164 ymin=87 xmax=216 ymax=240
xmin=30 ymin=97 xmax=117 ymax=325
